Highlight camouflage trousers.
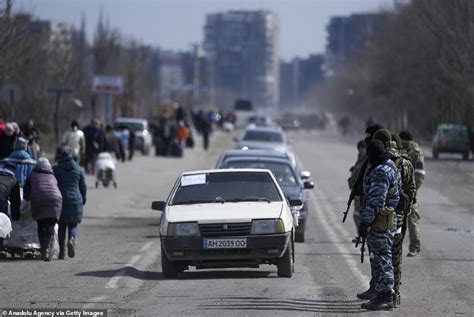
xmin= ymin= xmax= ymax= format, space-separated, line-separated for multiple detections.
xmin=367 ymin=229 xmax=395 ymax=294
xmin=392 ymin=218 xmax=407 ymax=298
xmin=408 ymin=203 xmax=421 ymax=252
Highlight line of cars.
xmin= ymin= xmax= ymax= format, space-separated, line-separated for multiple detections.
xmin=151 ymin=124 xmax=314 ymax=278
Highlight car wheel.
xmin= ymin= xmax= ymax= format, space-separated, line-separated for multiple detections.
xmin=277 ymin=238 xmax=294 ymax=278
xmin=161 ymin=245 xmax=178 ymax=278
xmin=463 ymin=151 xmax=469 ymax=160
xmin=432 ymin=148 xmax=439 ymax=159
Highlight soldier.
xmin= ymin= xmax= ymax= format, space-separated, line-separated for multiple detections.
xmin=348 ymin=140 xmax=366 ymax=236
xmin=399 ymin=130 xmax=425 ymax=257
xmin=373 ymin=130 xmax=416 ymax=307
xmin=359 ymin=139 xmax=400 ymax=311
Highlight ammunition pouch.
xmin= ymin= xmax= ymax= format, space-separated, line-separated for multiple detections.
xmin=372 ymin=206 xmax=394 ymax=231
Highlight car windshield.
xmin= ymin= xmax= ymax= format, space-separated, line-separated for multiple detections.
xmin=114 ymin=122 xmax=144 ymax=132
xmin=438 ymin=127 xmax=468 ymax=139
xmin=242 ymin=130 xmax=283 ymax=143
xmin=171 ymin=172 xmax=282 ymax=205
xmin=224 ymin=161 xmax=298 ymax=187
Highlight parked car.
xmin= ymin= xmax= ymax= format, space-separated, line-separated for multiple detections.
xmin=234 ymin=127 xmax=295 ymax=164
xmin=152 ymin=169 xmax=300 ymax=278
xmin=216 ymin=149 xmax=297 ymax=170
xmin=217 ymin=157 xmax=314 ymax=242
xmin=114 ymin=117 xmax=153 ymax=155
xmin=432 ymin=124 xmax=471 ymax=160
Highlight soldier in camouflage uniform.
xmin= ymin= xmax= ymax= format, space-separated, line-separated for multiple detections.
xmin=375 ymin=131 xmax=417 ymax=307
xmin=348 ymin=140 xmax=366 ymax=235
xmin=399 ymin=130 xmax=425 ymax=257
xmin=359 ymin=139 xmax=400 ymax=311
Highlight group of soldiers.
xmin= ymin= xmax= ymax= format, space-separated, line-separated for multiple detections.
xmin=347 ymin=123 xmax=425 ymax=310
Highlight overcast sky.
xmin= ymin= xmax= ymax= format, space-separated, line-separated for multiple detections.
xmin=15 ymin=0 xmax=394 ymax=60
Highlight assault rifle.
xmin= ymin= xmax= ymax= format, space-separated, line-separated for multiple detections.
xmin=342 ymin=160 xmax=368 ymax=223
xmin=354 ymin=236 xmax=366 ymax=263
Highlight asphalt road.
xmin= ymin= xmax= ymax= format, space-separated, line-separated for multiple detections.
xmin=0 ymin=130 xmax=472 ymax=316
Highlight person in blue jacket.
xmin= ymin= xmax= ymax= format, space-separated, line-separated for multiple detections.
xmin=2 ymin=137 xmax=36 ymax=186
xmin=53 ymin=145 xmax=87 ymax=259
xmin=359 ymin=139 xmax=400 ymax=311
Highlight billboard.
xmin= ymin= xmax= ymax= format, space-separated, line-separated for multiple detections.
xmin=92 ymin=75 xmax=123 ymax=94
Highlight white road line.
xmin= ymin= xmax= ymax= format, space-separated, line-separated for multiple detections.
xmin=83 ymin=295 xmax=107 ymax=310
xmin=105 ymin=252 xmax=144 ymax=289
xmin=140 ymin=241 xmax=152 ymax=252
xmin=309 ymin=190 xmax=370 ymax=287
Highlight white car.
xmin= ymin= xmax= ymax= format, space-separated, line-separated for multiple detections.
xmin=152 ymin=169 xmax=300 ymax=278
xmin=114 ymin=117 xmax=152 ymax=155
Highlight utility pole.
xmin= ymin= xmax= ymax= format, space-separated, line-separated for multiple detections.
xmin=47 ymin=87 xmax=73 ymax=145
xmin=191 ymin=43 xmax=200 ymax=111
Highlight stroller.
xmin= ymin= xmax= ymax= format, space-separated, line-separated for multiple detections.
xmin=95 ymin=152 xmax=117 ymax=188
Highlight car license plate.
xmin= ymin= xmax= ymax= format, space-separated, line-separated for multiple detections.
xmin=203 ymin=238 xmax=247 ymax=249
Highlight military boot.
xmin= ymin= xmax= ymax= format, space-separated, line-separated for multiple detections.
xmin=356 ymin=287 xmax=377 ymax=300
xmin=361 ymin=292 xmax=394 ymax=311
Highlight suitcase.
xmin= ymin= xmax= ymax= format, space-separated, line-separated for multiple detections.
xmin=171 ymin=142 xmax=183 ymax=157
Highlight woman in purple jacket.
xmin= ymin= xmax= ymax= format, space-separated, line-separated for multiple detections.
xmin=24 ymin=158 xmax=62 ymax=261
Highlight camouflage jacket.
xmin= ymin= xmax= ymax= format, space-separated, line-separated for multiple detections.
xmin=403 ymin=140 xmax=425 ymax=190
xmin=387 ymin=142 xmax=417 ymax=207
xmin=361 ymin=159 xmax=401 ymax=225
xmin=348 ymin=154 xmax=366 ymax=190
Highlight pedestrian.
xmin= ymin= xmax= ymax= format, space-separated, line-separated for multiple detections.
xmin=0 ymin=162 xmax=21 ymax=258
xmin=201 ymin=114 xmax=212 ymax=151
xmin=62 ymin=120 xmax=85 ymax=164
xmin=0 ymin=123 xmax=16 ymax=159
xmin=348 ymin=140 xmax=366 ymax=237
xmin=21 ymin=119 xmax=41 ymax=159
xmin=104 ymin=125 xmax=125 ymax=162
xmin=53 ymin=146 xmax=87 ymax=259
xmin=359 ymin=139 xmax=400 ymax=311
xmin=3 ymin=137 xmax=36 ymax=186
xmin=128 ymin=127 xmax=135 ymax=161
xmin=83 ymin=119 xmax=105 ymax=174
xmin=399 ymin=130 xmax=425 ymax=257
xmin=176 ymin=120 xmax=189 ymax=150
xmin=23 ymin=158 xmax=62 ymax=261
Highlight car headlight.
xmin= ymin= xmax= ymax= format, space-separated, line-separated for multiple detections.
xmin=251 ymin=219 xmax=285 ymax=235
xmin=167 ymin=222 xmax=200 ymax=237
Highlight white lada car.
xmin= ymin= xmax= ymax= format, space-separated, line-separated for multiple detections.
xmin=151 ymin=169 xmax=301 ymax=278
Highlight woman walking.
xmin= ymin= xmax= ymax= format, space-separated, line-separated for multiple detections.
xmin=53 ymin=146 xmax=87 ymax=259
xmin=24 ymin=158 xmax=62 ymax=261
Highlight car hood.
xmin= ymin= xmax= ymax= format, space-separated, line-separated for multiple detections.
xmin=167 ymin=202 xmax=284 ymax=223
xmin=236 ymin=141 xmax=288 ymax=152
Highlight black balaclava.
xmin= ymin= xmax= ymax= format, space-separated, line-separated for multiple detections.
xmin=364 ymin=123 xmax=384 ymax=144
xmin=366 ymin=139 xmax=390 ymax=167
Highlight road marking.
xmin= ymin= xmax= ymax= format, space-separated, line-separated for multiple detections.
xmin=83 ymin=296 xmax=107 ymax=309
xmin=140 ymin=241 xmax=152 ymax=252
xmin=309 ymin=190 xmax=370 ymax=287
xmin=105 ymin=252 xmax=145 ymax=289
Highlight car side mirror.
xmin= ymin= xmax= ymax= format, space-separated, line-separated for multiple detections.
xmin=300 ymin=170 xmax=311 ymax=179
xmin=304 ymin=181 xmax=315 ymax=190
xmin=151 ymin=201 xmax=166 ymax=211
xmin=288 ymin=198 xmax=303 ymax=207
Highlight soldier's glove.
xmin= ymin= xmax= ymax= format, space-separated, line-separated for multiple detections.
xmin=358 ymin=223 xmax=370 ymax=238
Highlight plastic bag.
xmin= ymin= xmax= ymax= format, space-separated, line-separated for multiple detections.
xmin=0 ymin=213 xmax=12 ymax=238
xmin=4 ymin=219 xmax=40 ymax=250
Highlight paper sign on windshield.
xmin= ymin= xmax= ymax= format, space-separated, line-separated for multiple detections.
xmin=181 ymin=174 xmax=206 ymax=186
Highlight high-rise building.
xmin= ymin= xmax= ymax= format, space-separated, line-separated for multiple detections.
xmin=280 ymin=54 xmax=325 ymax=108
xmin=326 ymin=13 xmax=387 ymax=70
xmin=204 ymin=10 xmax=280 ymax=110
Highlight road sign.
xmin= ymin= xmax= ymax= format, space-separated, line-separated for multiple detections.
xmin=92 ymin=75 xmax=123 ymax=95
